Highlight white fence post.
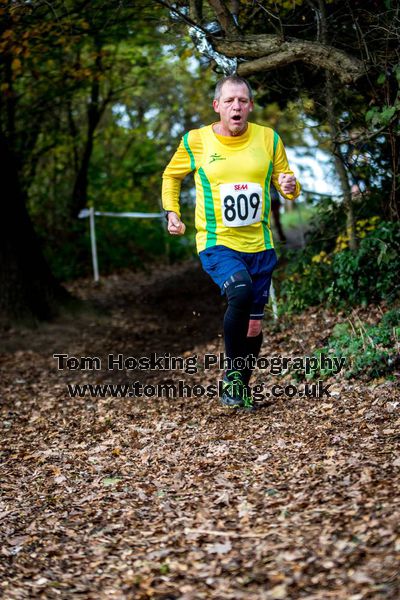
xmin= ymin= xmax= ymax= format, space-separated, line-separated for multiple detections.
xmin=269 ymin=281 xmax=278 ymax=321
xmin=78 ymin=207 xmax=164 ymax=282
xmin=89 ymin=207 xmax=99 ymax=282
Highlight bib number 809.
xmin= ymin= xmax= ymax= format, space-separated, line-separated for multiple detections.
xmin=220 ymin=183 xmax=263 ymax=227
xmin=224 ymin=192 xmax=260 ymax=222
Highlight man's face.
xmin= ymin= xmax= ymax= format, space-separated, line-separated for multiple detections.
xmin=213 ymin=81 xmax=254 ymax=136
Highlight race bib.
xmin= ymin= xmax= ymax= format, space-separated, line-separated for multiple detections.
xmin=220 ymin=182 xmax=263 ymax=227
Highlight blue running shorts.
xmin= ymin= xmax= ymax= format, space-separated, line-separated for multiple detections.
xmin=199 ymin=245 xmax=278 ymax=320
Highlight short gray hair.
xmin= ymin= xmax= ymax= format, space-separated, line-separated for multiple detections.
xmin=214 ymin=76 xmax=254 ymax=101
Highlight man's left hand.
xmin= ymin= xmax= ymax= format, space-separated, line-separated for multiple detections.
xmin=278 ymin=173 xmax=297 ymax=195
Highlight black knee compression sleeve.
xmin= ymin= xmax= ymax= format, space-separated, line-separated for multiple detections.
xmin=242 ymin=332 xmax=263 ymax=385
xmin=223 ymin=271 xmax=253 ymax=364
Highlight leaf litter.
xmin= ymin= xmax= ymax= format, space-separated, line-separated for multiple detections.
xmin=0 ymin=262 xmax=399 ymax=599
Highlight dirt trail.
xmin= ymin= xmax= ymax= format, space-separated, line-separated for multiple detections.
xmin=0 ymin=261 xmax=399 ymax=599
xmin=0 ymin=260 xmax=224 ymax=358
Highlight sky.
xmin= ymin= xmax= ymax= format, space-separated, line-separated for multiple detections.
xmin=286 ymin=147 xmax=342 ymax=199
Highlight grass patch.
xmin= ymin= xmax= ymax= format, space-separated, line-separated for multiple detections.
xmin=280 ymin=202 xmax=316 ymax=230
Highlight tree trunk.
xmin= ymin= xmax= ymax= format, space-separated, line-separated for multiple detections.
xmin=71 ymin=124 xmax=96 ymax=218
xmin=70 ymin=86 xmax=101 ymax=218
xmin=70 ymin=40 xmax=104 ymax=218
xmin=388 ymin=122 xmax=400 ymax=220
xmin=0 ymin=132 xmax=72 ymax=326
xmin=317 ymin=0 xmax=357 ymax=250
xmin=324 ymin=75 xmax=357 ymax=251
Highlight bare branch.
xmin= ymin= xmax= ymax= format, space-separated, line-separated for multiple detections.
xmin=215 ymin=36 xmax=366 ymax=83
xmin=252 ymin=0 xmax=283 ymax=37
xmin=207 ymin=0 xmax=238 ymax=36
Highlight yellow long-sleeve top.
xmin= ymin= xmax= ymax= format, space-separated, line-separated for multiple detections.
xmin=162 ymin=122 xmax=300 ymax=253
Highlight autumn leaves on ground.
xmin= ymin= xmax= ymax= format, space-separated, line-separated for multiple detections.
xmin=0 ymin=262 xmax=399 ymax=600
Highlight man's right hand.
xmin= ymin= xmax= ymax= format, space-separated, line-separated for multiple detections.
xmin=167 ymin=211 xmax=186 ymax=236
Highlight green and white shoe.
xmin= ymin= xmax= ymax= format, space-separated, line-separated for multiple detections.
xmin=220 ymin=371 xmax=253 ymax=410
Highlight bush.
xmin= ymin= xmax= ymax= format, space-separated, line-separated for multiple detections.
xmin=328 ymin=221 xmax=400 ymax=305
xmin=306 ymin=307 xmax=400 ymax=381
xmin=280 ymin=219 xmax=400 ymax=312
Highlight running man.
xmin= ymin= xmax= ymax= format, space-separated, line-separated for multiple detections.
xmin=162 ymin=75 xmax=300 ymax=409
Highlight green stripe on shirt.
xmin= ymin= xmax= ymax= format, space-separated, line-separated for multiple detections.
xmin=262 ymin=163 xmax=274 ymax=249
xmin=273 ymin=131 xmax=279 ymax=157
xmin=198 ymin=167 xmax=217 ymax=248
xmin=183 ymin=132 xmax=195 ymax=171
xmin=261 ymin=131 xmax=279 ymax=248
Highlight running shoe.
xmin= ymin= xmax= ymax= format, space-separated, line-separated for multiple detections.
xmin=220 ymin=371 xmax=253 ymax=409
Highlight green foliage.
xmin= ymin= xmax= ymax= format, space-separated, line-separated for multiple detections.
xmin=299 ymin=195 xmax=348 ymax=255
xmin=308 ymin=308 xmax=400 ymax=380
xmin=5 ymin=1 xmax=214 ymax=279
xmin=366 ymin=104 xmax=399 ymax=128
xmin=280 ymin=220 xmax=400 ymax=312
xmin=0 ymin=0 xmax=217 ymax=282
xmin=3 ymin=0 xmax=400 ymax=286
xmin=327 ymin=222 xmax=400 ymax=305
xmin=366 ymin=65 xmax=400 ymax=128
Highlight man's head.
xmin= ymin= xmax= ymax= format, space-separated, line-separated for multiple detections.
xmin=213 ymin=76 xmax=254 ymax=137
